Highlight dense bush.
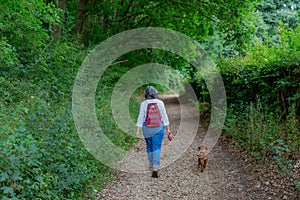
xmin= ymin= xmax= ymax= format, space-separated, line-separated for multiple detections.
xmin=214 ymin=25 xmax=300 ymax=190
xmin=0 ymin=95 xmax=110 ymax=199
xmin=1 ymin=0 xmax=299 ymax=198
xmin=0 ymin=31 xmax=131 ymax=198
xmin=0 ymin=34 xmax=144 ymax=198
xmin=0 ymin=0 xmax=60 ymax=64
xmin=218 ymin=25 xmax=300 ymax=115
xmin=225 ymin=103 xmax=299 ymax=165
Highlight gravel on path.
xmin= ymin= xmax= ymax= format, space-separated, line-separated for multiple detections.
xmin=96 ymin=95 xmax=280 ymax=200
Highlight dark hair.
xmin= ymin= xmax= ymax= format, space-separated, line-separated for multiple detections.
xmin=144 ymin=86 xmax=158 ymax=99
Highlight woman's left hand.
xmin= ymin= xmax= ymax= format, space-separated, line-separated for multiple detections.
xmin=136 ymin=131 xmax=141 ymax=138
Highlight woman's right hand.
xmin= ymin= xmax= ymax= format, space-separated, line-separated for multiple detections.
xmin=165 ymin=125 xmax=171 ymax=135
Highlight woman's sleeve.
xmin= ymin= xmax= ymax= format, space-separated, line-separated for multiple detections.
xmin=136 ymin=102 xmax=146 ymax=127
xmin=159 ymin=101 xmax=170 ymax=126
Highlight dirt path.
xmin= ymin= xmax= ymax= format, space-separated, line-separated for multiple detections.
xmin=96 ymin=95 xmax=275 ymax=200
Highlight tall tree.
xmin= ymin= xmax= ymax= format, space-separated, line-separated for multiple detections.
xmin=256 ymin=0 xmax=300 ymax=41
xmin=75 ymin=0 xmax=89 ymax=44
xmin=53 ymin=0 xmax=69 ymax=37
xmin=74 ymin=0 xmax=260 ymax=49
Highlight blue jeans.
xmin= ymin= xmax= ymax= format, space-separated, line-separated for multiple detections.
xmin=142 ymin=123 xmax=164 ymax=168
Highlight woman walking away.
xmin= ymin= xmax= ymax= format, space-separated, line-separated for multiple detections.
xmin=136 ymin=86 xmax=171 ymax=178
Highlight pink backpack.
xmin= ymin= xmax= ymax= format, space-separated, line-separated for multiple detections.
xmin=145 ymin=103 xmax=161 ymax=127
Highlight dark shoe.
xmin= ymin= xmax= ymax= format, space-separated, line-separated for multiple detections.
xmin=152 ymin=170 xmax=158 ymax=178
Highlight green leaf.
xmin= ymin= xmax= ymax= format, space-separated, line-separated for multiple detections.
xmin=0 ymin=172 xmax=9 ymax=182
xmin=35 ymin=175 xmax=43 ymax=182
xmin=11 ymin=171 xmax=23 ymax=181
xmin=18 ymin=125 xmax=26 ymax=133
xmin=2 ymin=186 xmax=14 ymax=196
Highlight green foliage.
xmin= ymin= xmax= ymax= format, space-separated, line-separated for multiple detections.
xmin=0 ymin=36 xmax=113 ymax=199
xmin=218 ymin=24 xmax=300 ymax=115
xmin=0 ymin=38 xmax=20 ymax=69
xmin=256 ymin=0 xmax=299 ymax=42
xmin=295 ymin=181 xmax=300 ymax=192
xmin=1 ymin=0 xmax=299 ymax=198
xmin=32 ymin=41 xmax=87 ymax=100
xmin=68 ymin=0 xmax=261 ymax=56
xmin=0 ymin=0 xmax=60 ymax=64
xmin=96 ymin=65 xmax=141 ymax=150
xmin=0 ymin=93 xmax=112 ymax=199
xmin=224 ymin=103 xmax=299 ymax=171
xmin=220 ymin=23 xmax=300 ymax=191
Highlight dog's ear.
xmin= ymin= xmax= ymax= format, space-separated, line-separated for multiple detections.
xmin=198 ymin=146 xmax=201 ymax=150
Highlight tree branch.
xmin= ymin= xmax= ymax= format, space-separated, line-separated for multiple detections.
xmin=115 ymin=2 xmax=162 ymax=23
xmin=109 ymin=60 xmax=128 ymax=66
xmin=115 ymin=0 xmax=125 ymax=19
xmin=132 ymin=15 xmax=150 ymax=28
xmin=168 ymin=0 xmax=216 ymax=22
xmin=122 ymin=0 xmax=134 ymax=18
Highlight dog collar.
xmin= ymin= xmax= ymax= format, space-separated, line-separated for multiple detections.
xmin=198 ymin=149 xmax=205 ymax=155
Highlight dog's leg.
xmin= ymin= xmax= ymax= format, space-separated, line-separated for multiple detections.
xmin=202 ymin=158 xmax=208 ymax=172
xmin=200 ymin=160 xmax=204 ymax=172
xmin=203 ymin=159 xmax=207 ymax=171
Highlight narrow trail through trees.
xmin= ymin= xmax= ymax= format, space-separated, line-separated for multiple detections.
xmin=97 ymin=95 xmax=272 ymax=200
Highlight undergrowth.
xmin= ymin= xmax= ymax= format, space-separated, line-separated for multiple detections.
xmin=0 ymin=40 xmax=140 ymax=199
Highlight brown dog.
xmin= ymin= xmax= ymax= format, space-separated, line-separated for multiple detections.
xmin=197 ymin=145 xmax=208 ymax=172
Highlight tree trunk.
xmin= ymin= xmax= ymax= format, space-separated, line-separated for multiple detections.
xmin=75 ymin=0 xmax=89 ymax=44
xmin=53 ymin=0 xmax=68 ymax=37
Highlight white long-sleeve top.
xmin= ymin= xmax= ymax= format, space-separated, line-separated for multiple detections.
xmin=136 ymin=99 xmax=170 ymax=128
